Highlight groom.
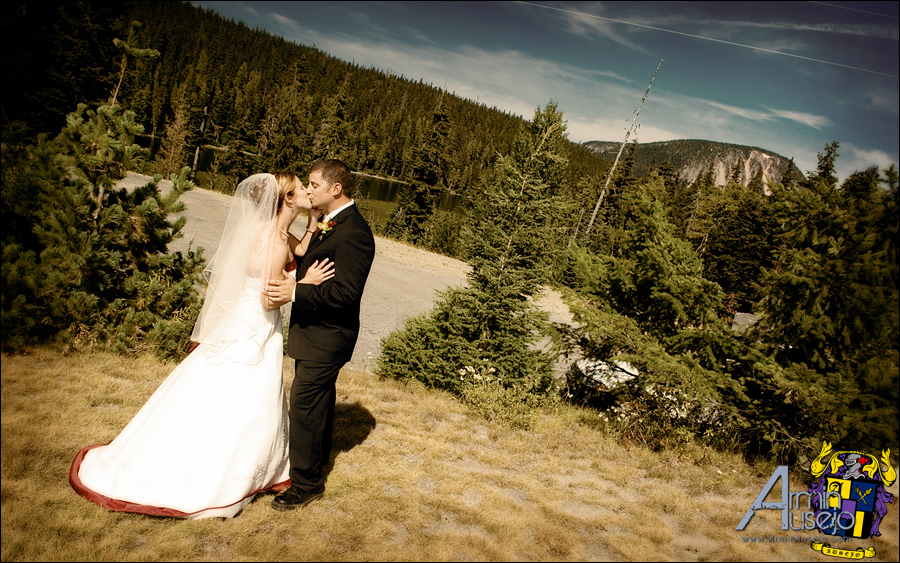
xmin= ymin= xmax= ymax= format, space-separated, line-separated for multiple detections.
xmin=266 ymin=159 xmax=375 ymax=510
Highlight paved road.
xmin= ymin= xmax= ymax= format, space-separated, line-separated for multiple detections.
xmin=118 ymin=173 xmax=471 ymax=371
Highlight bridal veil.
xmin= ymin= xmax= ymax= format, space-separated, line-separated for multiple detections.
xmin=190 ymin=173 xmax=282 ymax=365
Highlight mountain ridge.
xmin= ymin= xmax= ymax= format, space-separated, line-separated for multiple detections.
xmin=583 ymin=139 xmax=806 ymax=189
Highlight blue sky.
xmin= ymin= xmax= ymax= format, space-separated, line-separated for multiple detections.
xmin=193 ymin=1 xmax=899 ymax=182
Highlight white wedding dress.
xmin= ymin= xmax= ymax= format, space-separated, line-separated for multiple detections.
xmin=70 ymin=268 xmax=294 ymax=519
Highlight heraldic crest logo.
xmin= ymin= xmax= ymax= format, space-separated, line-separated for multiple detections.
xmin=807 ymin=442 xmax=896 ymax=539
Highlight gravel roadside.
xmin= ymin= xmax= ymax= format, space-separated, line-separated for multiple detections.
xmin=117 ymin=172 xmax=574 ymax=372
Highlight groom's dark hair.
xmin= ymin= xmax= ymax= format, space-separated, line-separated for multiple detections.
xmin=310 ymin=159 xmax=352 ymax=196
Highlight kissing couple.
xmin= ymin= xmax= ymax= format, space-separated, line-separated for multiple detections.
xmin=70 ymin=159 xmax=376 ymax=518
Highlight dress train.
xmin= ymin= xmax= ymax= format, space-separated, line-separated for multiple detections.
xmin=70 ymin=277 xmax=291 ymax=518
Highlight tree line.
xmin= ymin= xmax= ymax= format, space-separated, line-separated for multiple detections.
xmin=3 ymin=2 xmax=603 ymax=193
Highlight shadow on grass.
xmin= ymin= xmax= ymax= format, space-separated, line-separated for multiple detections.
xmin=253 ymin=401 xmax=375 ymax=509
xmin=326 ymin=401 xmax=377 ymax=471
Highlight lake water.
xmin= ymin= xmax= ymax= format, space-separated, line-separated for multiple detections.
xmin=352 ymin=174 xmax=461 ymax=212
xmin=352 ymin=173 xmax=405 ymax=203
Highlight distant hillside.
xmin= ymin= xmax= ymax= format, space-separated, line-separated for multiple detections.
xmin=583 ymin=139 xmax=805 ymax=188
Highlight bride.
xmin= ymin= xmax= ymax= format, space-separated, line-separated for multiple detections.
xmin=70 ymin=172 xmax=331 ymax=519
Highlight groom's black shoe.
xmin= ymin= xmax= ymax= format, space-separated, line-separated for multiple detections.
xmin=271 ymin=485 xmax=324 ymax=510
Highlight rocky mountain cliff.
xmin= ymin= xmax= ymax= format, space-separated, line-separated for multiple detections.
xmin=583 ymin=139 xmax=805 ymax=190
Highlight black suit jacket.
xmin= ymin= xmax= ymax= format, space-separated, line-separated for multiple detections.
xmin=287 ymin=204 xmax=375 ymax=364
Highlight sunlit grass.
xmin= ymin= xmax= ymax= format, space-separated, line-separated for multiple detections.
xmin=2 ymin=348 xmax=898 ymax=561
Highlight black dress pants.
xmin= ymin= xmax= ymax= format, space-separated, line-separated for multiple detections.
xmin=288 ymin=359 xmax=343 ymax=493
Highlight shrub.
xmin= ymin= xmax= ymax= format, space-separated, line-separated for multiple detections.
xmin=1 ymin=103 xmax=204 ymax=361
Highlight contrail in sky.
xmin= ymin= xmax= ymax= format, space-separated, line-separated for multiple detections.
xmin=514 ymin=1 xmax=899 ymax=78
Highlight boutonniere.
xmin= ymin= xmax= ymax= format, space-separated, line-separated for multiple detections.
xmin=316 ymin=218 xmax=336 ymax=239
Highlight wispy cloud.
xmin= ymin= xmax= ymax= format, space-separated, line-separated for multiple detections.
xmin=559 ymin=11 xmax=650 ymax=53
xmin=728 ymin=20 xmax=900 ymax=40
xmin=768 ymin=108 xmax=832 ymax=129
xmin=702 ymin=100 xmax=773 ymax=122
xmin=866 ymin=89 xmax=900 ymax=114
xmin=550 ymin=3 xmax=900 ymax=42
xmin=268 ymin=12 xmax=298 ymax=28
xmin=398 ymin=26 xmax=432 ymax=44
xmin=838 ymin=142 xmax=899 ymax=179
xmin=348 ymin=11 xmax=371 ymax=26
xmin=776 ymin=111 xmax=829 ymax=129
xmin=567 ymin=116 xmax=681 ymax=145
xmin=238 ymin=1 xmax=259 ymax=19
xmin=674 ymin=97 xmax=832 ymax=131
xmin=748 ymin=38 xmax=809 ymax=55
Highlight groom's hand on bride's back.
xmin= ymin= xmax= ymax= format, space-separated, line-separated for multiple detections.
xmin=264 ymin=275 xmax=296 ymax=309
xmin=263 ymin=259 xmax=334 ymax=309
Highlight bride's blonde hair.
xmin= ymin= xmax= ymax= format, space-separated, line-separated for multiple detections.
xmin=273 ymin=171 xmax=302 ymax=214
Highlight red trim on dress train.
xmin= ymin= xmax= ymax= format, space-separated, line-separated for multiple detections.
xmin=69 ymin=444 xmax=291 ymax=518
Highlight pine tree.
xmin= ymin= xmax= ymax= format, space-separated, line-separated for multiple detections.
xmin=377 ymin=102 xmax=569 ymax=392
xmin=221 ymin=120 xmax=259 ymax=193
xmin=1 ymin=102 xmax=204 ymax=360
xmin=680 ymin=165 xmax=715 ymax=237
xmin=220 ymin=64 xmax=263 ymax=188
xmin=561 ymin=179 xmax=753 ymax=451
xmin=729 ymin=157 xmax=744 ymax=183
xmin=805 ymin=141 xmax=839 ymax=190
xmin=2 ymin=1 xmax=125 ymax=135
xmin=268 ymin=58 xmax=313 ymax=172
xmin=748 ymin=166 xmax=765 ymax=193
xmin=592 ymin=178 xmax=725 ymax=341
xmin=383 ymin=95 xmax=451 ymax=243
xmin=703 ymin=161 xmax=716 ymax=188
xmin=700 ymin=187 xmax=777 ymax=314
xmin=780 ymin=157 xmax=799 ymax=187
xmin=155 ymin=90 xmax=191 ymax=177
xmin=657 ymin=159 xmax=680 ymax=192
xmin=312 ymin=74 xmax=352 ymax=162
xmin=417 ymin=94 xmax=451 ymax=188
xmin=111 ymin=21 xmax=160 ymax=106
xmin=753 ymin=145 xmax=899 ymax=454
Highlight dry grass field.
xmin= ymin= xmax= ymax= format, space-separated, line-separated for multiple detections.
xmin=2 ymin=348 xmax=898 ymax=562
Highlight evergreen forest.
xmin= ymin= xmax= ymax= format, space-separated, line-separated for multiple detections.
xmin=2 ymin=0 xmax=897 ymax=465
